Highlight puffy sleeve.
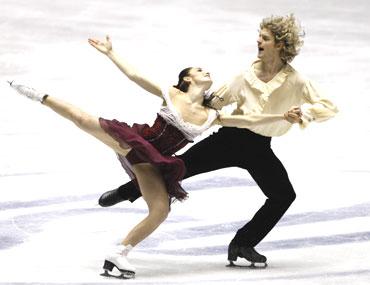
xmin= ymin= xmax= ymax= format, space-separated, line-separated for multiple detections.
xmin=300 ymin=80 xmax=339 ymax=128
xmin=205 ymin=74 xmax=243 ymax=110
xmin=160 ymin=84 xmax=175 ymax=106
xmin=218 ymin=113 xmax=285 ymax=128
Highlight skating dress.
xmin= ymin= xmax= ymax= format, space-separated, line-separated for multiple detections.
xmin=99 ymin=88 xmax=218 ymax=201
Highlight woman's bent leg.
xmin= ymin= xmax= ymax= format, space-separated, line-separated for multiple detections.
xmin=122 ymin=163 xmax=170 ymax=247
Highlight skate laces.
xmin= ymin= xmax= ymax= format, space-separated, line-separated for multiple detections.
xmin=7 ymin=80 xmax=45 ymax=102
xmin=14 ymin=84 xmax=37 ymax=98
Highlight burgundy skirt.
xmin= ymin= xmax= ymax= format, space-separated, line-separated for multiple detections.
xmin=99 ymin=115 xmax=190 ymax=201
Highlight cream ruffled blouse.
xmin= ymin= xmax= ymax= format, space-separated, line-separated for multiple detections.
xmin=211 ymin=60 xmax=338 ymax=137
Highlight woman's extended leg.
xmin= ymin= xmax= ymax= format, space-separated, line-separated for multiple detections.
xmin=8 ymin=81 xmax=130 ymax=156
xmin=43 ymin=96 xmax=131 ymax=156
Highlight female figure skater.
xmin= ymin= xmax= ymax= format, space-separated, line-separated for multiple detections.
xmin=8 ymin=35 xmax=298 ymax=278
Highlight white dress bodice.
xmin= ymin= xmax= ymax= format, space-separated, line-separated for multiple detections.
xmin=158 ymin=89 xmax=218 ymax=141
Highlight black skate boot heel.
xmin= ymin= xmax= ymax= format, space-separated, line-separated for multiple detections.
xmin=103 ymin=260 xmax=115 ymax=271
xmin=240 ymin=247 xmax=267 ymax=268
xmin=101 ymin=257 xmax=136 ymax=279
xmin=240 ymin=247 xmax=267 ymax=263
xmin=101 ymin=260 xmax=115 ymax=276
xmin=101 ymin=260 xmax=115 ymax=278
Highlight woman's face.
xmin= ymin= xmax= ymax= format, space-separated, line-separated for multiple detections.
xmin=257 ymin=28 xmax=282 ymax=61
xmin=187 ymin=67 xmax=213 ymax=89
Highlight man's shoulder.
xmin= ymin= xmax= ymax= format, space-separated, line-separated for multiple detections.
xmin=285 ymin=64 xmax=308 ymax=85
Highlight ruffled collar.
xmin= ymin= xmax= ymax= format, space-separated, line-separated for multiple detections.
xmin=244 ymin=60 xmax=293 ymax=105
xmin=158 ymin=88 xmax=218 ymax=141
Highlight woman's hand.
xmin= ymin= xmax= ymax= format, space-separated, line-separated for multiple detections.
xmin=284 ymin=106 xmax=302 ymax=124
xmin=88 ymin=35 xmax=112 ymax=55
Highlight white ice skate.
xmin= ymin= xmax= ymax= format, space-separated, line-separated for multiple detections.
xmin=101 ymin=245 xmax=136 ymax=279
xmin=7 ymin=80 xmax=47 ymax=103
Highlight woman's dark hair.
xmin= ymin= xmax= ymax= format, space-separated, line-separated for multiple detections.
xmin=173 ymin=67 xmax=193 ymax=92
xmin=173 ymin=66 xmax=213 ymax=107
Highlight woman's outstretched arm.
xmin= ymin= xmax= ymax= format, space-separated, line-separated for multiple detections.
xmin=88 ymin=35 xmax=162 ymax=97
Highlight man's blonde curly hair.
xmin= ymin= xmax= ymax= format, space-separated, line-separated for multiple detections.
xmin=260 ymin=14 xmax=305 ymax=63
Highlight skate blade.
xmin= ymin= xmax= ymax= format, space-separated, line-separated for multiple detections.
xmin=226 ymin=260 xmax=267 ymax=269
xmin=101 ymin=269 xmax=135 ymax=279
xmin=101 ymin=260 xmax=135 ymax=279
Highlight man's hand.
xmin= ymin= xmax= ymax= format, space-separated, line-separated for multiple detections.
xmin=284 ymin=106 xmax=302 ymax=124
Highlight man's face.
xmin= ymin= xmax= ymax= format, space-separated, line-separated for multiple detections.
xmin=257 ymin=28 xmax=281 ymax=61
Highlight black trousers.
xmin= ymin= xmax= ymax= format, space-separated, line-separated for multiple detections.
xmin=118 ymin=127 xmax=296 ymax=247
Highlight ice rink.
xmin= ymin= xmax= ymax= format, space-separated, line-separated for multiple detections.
xmin=1 ymin=0 xmax=370 ymax=284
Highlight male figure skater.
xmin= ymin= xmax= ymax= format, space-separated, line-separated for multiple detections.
xmin=98 ymin=14 xmax=338 ymax=265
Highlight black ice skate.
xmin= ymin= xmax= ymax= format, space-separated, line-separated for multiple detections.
xmin=227 ymin=242 xmax=267 ymax=268
xmin=98 ymin=188 xmax=127 ymax=207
